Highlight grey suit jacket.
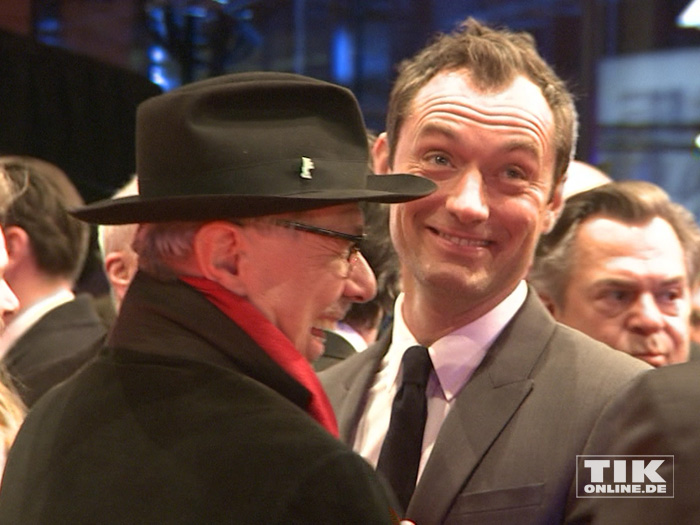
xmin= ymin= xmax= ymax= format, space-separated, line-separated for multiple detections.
xmin=321 ymin=289 xmax=650 ymax=524
xmin=313 ymin=330 xmax=357 ymax=372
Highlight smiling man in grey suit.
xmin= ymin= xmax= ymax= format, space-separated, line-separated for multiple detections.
xmin=320 ymin=18 xmax=650 ymax=525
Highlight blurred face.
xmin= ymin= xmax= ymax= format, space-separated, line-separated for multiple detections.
xmin=238 ymin=204 xmax=376 ymax=361
xmin=553 ymin=216 xmax=690 ymax=367
xmin=0 ymin=229 xmax=19 ymax=333
xmin=384 ymin=70 xmax=560 ymax=329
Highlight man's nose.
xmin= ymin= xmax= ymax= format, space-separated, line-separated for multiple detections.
xmin=629 ymin=293 xmax=665 ymax=335
xmin=445 ymin=169 xmax=489 ymax=222
xmin=344 ymin=252 xmax=377 ymax=303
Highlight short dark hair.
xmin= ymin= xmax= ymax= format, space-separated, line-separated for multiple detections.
xmin=530 ymin=180 xmax=700 ymax=307
xmin=385 ymin=17 xmax=578 ymax=185
xmin=1 ymin=157 xmax=89 ymax=284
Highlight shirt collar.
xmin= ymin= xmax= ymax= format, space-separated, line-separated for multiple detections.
xmin=0 ymin=289 xmax=75 ymax=359
xmin=388 ymin=281 xmax=528 ymax=401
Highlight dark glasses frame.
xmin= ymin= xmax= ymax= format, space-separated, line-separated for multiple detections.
xmin=270 ymin=219 xmax=365 ymax=263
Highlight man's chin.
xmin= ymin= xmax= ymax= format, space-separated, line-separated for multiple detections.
xmin=305 ymin=327 xmax=328 ymax=362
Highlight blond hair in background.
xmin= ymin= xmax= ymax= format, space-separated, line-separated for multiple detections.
xmin=0 ymin=368 xmax=24 ymax=476
xmin=0 ymin=166 xmax=26 ymax=481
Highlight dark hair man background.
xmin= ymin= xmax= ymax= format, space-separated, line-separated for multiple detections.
xmin=0 ymin=156 xmax=106 ymax=407
xmin=530 ymin=180 xmax=700 ymax=367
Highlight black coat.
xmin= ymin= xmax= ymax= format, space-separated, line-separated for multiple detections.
xmin=0 ymin=272 xmax=394 ymax=524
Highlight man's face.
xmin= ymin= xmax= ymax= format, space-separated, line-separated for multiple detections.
xmin=0 ymin=229 xmax=19 ymax=333
xmin=238 ymin=204 xmax=376 ymax=361
xmin=553 ymin=215 xmax=691 ymax=367
xmin=381 ymin=70 xmax=559 ymax=326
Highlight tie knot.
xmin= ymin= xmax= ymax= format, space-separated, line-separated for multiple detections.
xmin=401 ymin=345 xmax=433 ymax=387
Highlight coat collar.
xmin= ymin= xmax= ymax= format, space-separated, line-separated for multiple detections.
xmin=109 ymin=271 xmax=312 ymax=412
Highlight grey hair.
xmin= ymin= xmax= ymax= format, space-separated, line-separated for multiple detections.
xmin=132 ymin=221 xmax=205 ymax=280
xmin=97 ymin=175 xmax=139 ymax=259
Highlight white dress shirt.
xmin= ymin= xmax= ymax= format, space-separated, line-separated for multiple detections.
xmin=353 ymin=280 xmax=528 ymax=482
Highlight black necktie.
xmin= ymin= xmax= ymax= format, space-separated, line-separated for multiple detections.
xmin=376 ymin=345 xmax=433 ymax=512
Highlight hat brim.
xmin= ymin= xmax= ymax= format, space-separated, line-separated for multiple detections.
xmin=71 ymin=174 xmax=436 ymax=224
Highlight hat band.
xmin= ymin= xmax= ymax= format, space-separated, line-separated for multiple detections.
xmin=138 ymin=158 xmax=370 ymax=198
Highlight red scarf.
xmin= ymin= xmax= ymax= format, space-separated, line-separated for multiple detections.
xmin=180 ymin=276 xmax=339 ymax=437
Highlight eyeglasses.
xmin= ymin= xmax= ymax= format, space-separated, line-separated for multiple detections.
xmin=270 ymin=219 xmax=365 ymax=264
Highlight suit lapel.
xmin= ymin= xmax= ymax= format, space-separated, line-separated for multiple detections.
xmin=407 ymin=290 xmax=556 ymax=523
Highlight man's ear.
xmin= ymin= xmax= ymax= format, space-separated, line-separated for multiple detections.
xmin=371 ymin=132 xmax=391 ymax=175
xmin=104 ymin=252 xmax=137 ymax=303
xmin=192 ymin=222 xmax=248 ymax=296
xmin=543 ymin=181 xmax=565 ymax=234
xmin=3 ymin=226 xmax=31 ymax=269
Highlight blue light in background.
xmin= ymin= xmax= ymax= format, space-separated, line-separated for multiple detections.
xmin=332 ymin=25 xmax=354 ymax=85
xmin=147 ymin=44 xmax=179 ymax=91
xmin=148 ymin=45 xmax=167 ymax=64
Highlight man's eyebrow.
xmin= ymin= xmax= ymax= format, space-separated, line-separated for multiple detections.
xmin=416 ymin=124 xmax=542 ymax=157
xmin=592 ymin=278 xmax=638 ymax=289
xmin=593 ymin=276 xmax=686 ymax=289
xmin=415 ymin=122 xmax=460 ymax=142
xmin=659 ymin=276 xmax=687 ymax=287
xmin=501 ymin=138 xmax=541 ymax=159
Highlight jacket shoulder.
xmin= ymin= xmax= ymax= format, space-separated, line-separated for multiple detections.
xmin=547 ymin=322 xmax=651 ymax=384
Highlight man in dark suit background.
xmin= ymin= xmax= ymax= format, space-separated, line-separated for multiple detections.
xmin=567 ymin=360 xmax=700 ymax=524
xmin=0 ymin=156 xmax=106 ymax=407
xmin=320 ymin=18 xmax=650 ymax=524
xmin=0 ymin=71 xmax=436 ymax=523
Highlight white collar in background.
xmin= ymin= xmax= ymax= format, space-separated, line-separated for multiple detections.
xmin=0 ymin=289 xmax=75 ymax=359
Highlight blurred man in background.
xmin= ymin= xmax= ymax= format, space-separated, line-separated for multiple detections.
xmin=530 ymin=180 xmax=700 ymax=367
xmin=0 ymin=156 xmax=105 ymax=406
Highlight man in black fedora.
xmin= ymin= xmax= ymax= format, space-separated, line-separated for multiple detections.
xmin=0 ymin=72 xmax=435 ymax=524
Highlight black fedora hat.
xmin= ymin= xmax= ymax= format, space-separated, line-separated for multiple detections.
xmin=72 ymin=72 xmax=435 ymax=224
